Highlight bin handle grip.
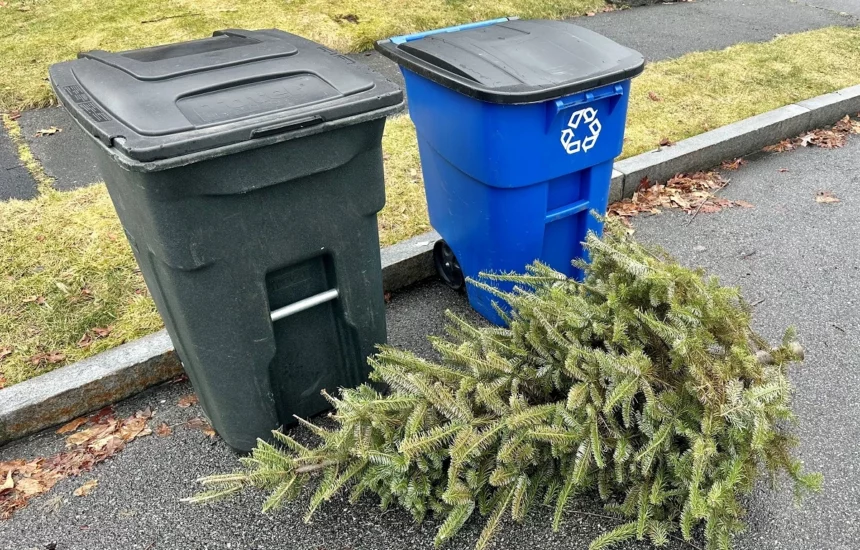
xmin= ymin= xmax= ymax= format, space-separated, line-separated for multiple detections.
xmin=251 ymin=116 xmax=323 ymax=139
xmin=546 ymin=83 xmax=625 ymax=132
xmin=388 ymin=17 xmax=516 ymax=44
xmin=270 ymin=289 xmax=339 ymax=322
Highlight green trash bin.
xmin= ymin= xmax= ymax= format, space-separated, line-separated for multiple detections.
xmin=49 ymin=29 xmax=404 ymax=451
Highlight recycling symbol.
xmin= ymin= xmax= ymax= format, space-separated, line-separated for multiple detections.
xmin=560 ymin=107 xmax=601 ymax=155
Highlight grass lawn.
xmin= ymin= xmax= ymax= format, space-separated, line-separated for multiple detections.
xmin=0 ymin=0 xmax=604 ymax=111
xmin=3 ymin=21 xmax=860 ymax=385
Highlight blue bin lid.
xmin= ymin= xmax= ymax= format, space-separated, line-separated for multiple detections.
xmin=49 ymin=29 xmax=403 ymax=162
xmin=376 ymin=19 xmax=644 ymax=104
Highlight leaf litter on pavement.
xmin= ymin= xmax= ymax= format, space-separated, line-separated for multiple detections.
xmin=0 ymin=408 xmax=154 ymax=519
xmin=763 ymin=115 xmax=860 ymax=153
xmin=608 ymin=171 xmax=753 ymax=227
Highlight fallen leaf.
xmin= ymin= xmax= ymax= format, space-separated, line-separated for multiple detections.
xmin=648 ymin=91 xmax=662 ymax=102
xmin=8 ymin=111 xmax=21 ymax=121
xmin=763 ymin=139 xmax=795 ymax=153
xmin=15 ymin=478 xmax=44 ymax=496
xmin=585 ymin=11 xmax=596 ymax=16
xmin=815 ymin=191 xmax=840 ymax=204
xmin=35 ymin=126 xmax=61 ymax=137
xmin=383 ymin=292 xmax=392 ymax=304
xmin=118 ymin=418 xmax=148 ymax=441
xmin=88 ymin=434 xmax=119 ymax=451
xmin=155 ymin=423 xmax=173 ymax=437
xmin=720 ymin=158 xmax=747 ymax=171
xmin=0 ymin=375 xmax=6 ymax=389
xmin=185 ymin=417 xmax=208 ymax=429
xmin=177 ymin=394 xmax=199 ymax=408
xmin=0 ymin=346 xmax=12 ymax=362
xmin=92 ymin=326 xmax=113 ymax=338
xmin=778 ymin=168 xmax=789 ymax=173
xmin=77 ymin=333 xmax=93 ymax=348
xmin=56 ymin=417 xmax=87 ymax=435
xmin=29 ymin=351 xmax=66 ymax=365
xmin=89 ymin=405 xmax=114 ymax=424
xmin=733 ymin=200 xmax=755 ymax=208
xmin=73 ymin=479 xmax=98 ymax=497
xmin=23 ymin=295 xmax=46 ymax=305
xmin=65 ymin=427 xmax=101 ymax=447
xmin=1 ymin=471 xmax=13 ymax=492
xmin=659 ymin=138 xmax=674 ymax=147
xmin=185 ymin=417 xmax=218 ymax=439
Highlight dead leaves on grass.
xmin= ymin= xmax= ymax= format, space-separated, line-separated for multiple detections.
xmin=22 ymin=295 xmax=46 ymax=306
xmin=0 ymin=408 xmax=153 ymax=519
xmin=764 ymin=115 xmax=860 ymax=153
xmin=77 ymin=326 xmax=114 ymax=349
xmin=608 ymin=171 xmax=753 ymax=227
xmin=29 ymin=351 xmax=66 ymax=366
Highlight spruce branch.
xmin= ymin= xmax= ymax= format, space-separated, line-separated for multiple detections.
xmin=188 ymin=221 xmax=817 ymax=550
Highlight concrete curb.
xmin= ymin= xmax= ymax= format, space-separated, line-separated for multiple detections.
xmin=3 ymin=84 xmax=859 ymax=447
xmin=381 ymin=230 xmax=441 ymax=293
xmin=0 ymin=332 xmax=180 ymax=445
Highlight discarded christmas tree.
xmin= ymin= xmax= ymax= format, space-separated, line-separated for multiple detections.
xmin=186 ymin=224 xmax=820 ymax=550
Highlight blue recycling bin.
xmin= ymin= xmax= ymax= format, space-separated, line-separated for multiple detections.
xmin=377 ymin=18 xmax=644 ymax=325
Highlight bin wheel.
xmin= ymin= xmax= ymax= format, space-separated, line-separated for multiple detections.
xmin=434 ymin=240 xmax=465 ymax=291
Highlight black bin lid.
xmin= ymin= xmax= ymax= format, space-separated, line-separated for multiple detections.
xmin=375 ymin=19 xmax=644 ymax=104
xmin=49 ymin=29 xmax=403 ymax=163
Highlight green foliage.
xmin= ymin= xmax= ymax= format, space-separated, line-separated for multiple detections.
xmin=188 ymin=223 xmax=820 ymax=549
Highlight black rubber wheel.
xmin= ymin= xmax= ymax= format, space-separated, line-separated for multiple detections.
xmin=434 ymin=240 xmax=465 ymax=291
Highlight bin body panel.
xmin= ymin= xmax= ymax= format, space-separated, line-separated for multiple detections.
xmin=405 ymin=69 xmax=631 ymax=189
xmin=406 ymin=69 xmax=629 ymax=325
xmin=88 ymin=119 xmax=388 ymax=451
xmin=52 ymin=28 xmax=402 ymax=452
